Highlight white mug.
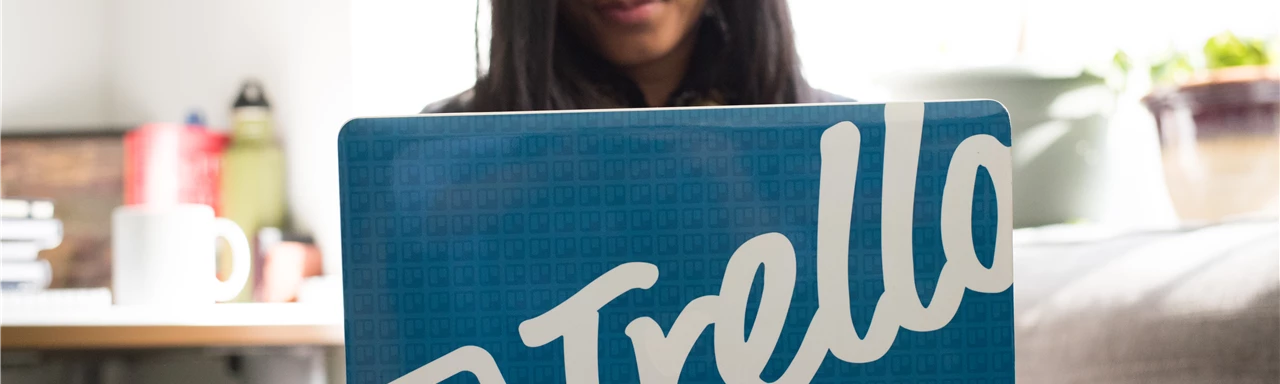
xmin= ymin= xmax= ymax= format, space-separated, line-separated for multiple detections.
xmin=112 ymin=204 xmax=251 ymax=305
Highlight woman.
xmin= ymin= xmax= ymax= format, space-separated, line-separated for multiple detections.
xmin=424 ymin=0 xmax=846 ymax=113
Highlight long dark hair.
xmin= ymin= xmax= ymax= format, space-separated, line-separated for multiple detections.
xmin=469 ymin=0 xmax=814 ymax=112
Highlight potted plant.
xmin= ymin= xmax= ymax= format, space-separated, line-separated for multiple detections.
xmin=1141 ymin=32 xmax=1279 ymax=223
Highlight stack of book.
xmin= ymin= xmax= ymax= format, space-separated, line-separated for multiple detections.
xmin=2 ymin=198 xmax=62 ymax=291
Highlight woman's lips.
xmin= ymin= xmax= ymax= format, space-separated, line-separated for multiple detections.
xmin=596 ymin=0 xmax=660 ymax=25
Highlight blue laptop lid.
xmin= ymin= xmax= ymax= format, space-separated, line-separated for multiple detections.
xmin=338 ymin=101 xmax=1014 ymax=384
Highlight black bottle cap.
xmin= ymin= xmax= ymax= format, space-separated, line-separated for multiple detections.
xmin=233 ymin=79 xmax=271 ymax=109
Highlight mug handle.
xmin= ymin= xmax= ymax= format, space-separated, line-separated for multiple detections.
xmin=211 ymin=218 xmax=252 ymax=302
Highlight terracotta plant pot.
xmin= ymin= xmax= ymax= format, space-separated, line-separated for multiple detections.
xmin=1143 ymin=67 xmax=1280 ymax=223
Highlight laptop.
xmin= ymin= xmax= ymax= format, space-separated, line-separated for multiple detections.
xmin=338 ymin=100 xmax=1014 ymax=383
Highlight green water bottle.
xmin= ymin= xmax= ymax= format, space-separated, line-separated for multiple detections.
xmin=220 ymin=79 xmax=286 ymax=302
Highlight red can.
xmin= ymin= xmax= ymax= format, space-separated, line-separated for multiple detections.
xmin=123 ymin=123 xmax=229 ymax=214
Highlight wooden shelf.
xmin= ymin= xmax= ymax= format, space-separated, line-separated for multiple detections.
xmin=1 ymin=303 xmax=343 ymax=349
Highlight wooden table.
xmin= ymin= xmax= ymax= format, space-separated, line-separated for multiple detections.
xmin=1 ymin=303 xmax=344 ymax=349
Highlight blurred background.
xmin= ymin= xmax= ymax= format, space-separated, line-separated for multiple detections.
xmin=1 ymin=0 xmax=1277 ymax=383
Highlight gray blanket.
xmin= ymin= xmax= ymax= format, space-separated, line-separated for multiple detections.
xmin=1015 ymin=220 xmax=1279 ymax=383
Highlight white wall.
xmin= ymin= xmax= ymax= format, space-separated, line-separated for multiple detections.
xmin=2 ymin=0 xmax=112 ymax=130
xmin=788 ymin=0 xmax=1280 ymax=100
xmin=349 ymin=0 xmax=481 ymax=117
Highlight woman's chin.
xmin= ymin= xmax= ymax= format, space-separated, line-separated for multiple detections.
xmin=598 ymin=40 xmax=681 ymax=67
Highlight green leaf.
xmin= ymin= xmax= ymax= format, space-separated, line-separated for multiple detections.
xmin=1112 ymin=50 xmax=1132 ymax=74
xmin=1204 ymin=31 xmax=1273 ymax=69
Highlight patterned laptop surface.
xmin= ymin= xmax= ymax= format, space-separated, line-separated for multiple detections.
xmin=338 ymin=101 xmax=1014 ymax=383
